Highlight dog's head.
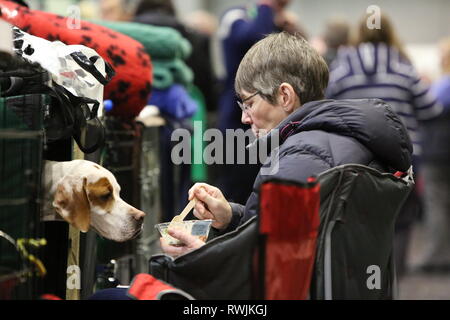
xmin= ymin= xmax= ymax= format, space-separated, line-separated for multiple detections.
xmin=52 ymin=163 xmax=145 ymax=242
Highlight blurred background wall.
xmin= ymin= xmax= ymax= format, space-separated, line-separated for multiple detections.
xmin=27 ymin=0 xmax=450 ymax=43
xmin=27 ymin=0 xmax=450 ymax=80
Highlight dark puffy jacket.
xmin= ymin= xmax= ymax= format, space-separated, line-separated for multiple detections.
xmin=224 ymin=98 xmax=413 ymax=232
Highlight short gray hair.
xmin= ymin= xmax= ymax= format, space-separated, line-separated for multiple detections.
xmin=235 ymin=32 xmax=329 ymax=105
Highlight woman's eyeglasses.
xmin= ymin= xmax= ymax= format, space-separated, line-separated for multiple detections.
xmin=237 ymin=91 xmax=260 ymax=114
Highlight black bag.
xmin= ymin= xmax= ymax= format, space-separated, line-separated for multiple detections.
xmin=0 ymin=56 xmax=106 ymax=153
xmin=310 ymin=164 xmax=413 ymax=300
xmin=49 ymin=83 xmax=105 ymax=154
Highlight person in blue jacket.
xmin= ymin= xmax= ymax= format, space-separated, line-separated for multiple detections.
xmin=161 ymin=32 xmax=413 ymax=257
xmin=215 ymin=0 xmax=294 ymax=206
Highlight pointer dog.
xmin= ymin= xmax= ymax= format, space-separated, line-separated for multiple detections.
xmin=42 ymin=160 xmax=145 ymax=242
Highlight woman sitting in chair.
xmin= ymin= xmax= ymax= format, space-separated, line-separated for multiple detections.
xmin=162 ymin=31 xmax=413 ymax=257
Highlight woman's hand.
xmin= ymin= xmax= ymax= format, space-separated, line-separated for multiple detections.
xmin=160 ymin=227 xmax=205 ymax=257
xmin=188 ymin=183 xmax=232 ymax=230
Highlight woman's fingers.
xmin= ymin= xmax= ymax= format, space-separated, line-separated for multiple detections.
xmin=160 ymin=227 xmax=206 ymax=258
xmin=159 ymin=238 xmax=185 ymax=257
xmin=168 ymin=228 xmax=204 ymax=248
xmin=188 ymin=183 xmax=219 ymax=201
xmin=188 ymin=183 xmax=208 ymax=198
xmin=193 ymin=201 xmax=214 ymax=220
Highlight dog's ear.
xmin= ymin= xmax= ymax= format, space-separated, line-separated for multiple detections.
xmin=52 ymin=176 xmax=91 ymax=232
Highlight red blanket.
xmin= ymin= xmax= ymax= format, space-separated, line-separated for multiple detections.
xmin=0 ymin=0 xmax=152 ymax=118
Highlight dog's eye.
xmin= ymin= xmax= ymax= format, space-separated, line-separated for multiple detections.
xmin=100 ymin=192 xmax=112 ymax=201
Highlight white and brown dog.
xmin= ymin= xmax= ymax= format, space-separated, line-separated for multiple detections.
xmin=42 ymin=160 xmax=146 ymax=242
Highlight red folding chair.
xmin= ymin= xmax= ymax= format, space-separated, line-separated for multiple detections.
xmin=256 ymin=179 xmax=320 ymax=299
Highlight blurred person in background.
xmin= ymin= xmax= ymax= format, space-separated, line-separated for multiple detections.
xmin=321 ymin=17 xmax=350 ymax=66
xmin=134 ymin=0 xmax=219 ymax=113
xmin=133 ymin=0 xmax=178 ymax=28
xmin=100 ymin=0 xmax=138 ymax=21
xmin=131 ymin=0 xmax=218 ymax=218
xmin=182 ymin=9 xmax=221 ymax=115
xmin=325 ymin=12 xmax=443 ymax=278
xmin=415 ymin=37 xmax=450 ymax=273
xmin=216 ymin=0 xmax=306 ymax=205
xmin=275 ymin=9 xmax=308 ymax=37
xmin=183 ymin=10 xmax=218 ymax=37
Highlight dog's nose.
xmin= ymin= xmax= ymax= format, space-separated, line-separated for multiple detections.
xmin=129 ymin=208 xmax=146 ymax=221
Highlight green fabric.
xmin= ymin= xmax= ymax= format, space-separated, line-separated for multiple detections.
xmin=95 ymin=20 xmax=192 ymax=60
xmin=94 ymin=20 xmax=193 ymax=89
xmin=188 ymin=85 xmax=207 ymax=182
xmin=151 ymin=65 xmax=173 ymax=90
xmin=153 ymin=60 xmax=193 ymax=89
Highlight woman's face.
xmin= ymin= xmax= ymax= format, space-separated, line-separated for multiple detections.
xmin=239 ymin=90 xmax=287 ymax=138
